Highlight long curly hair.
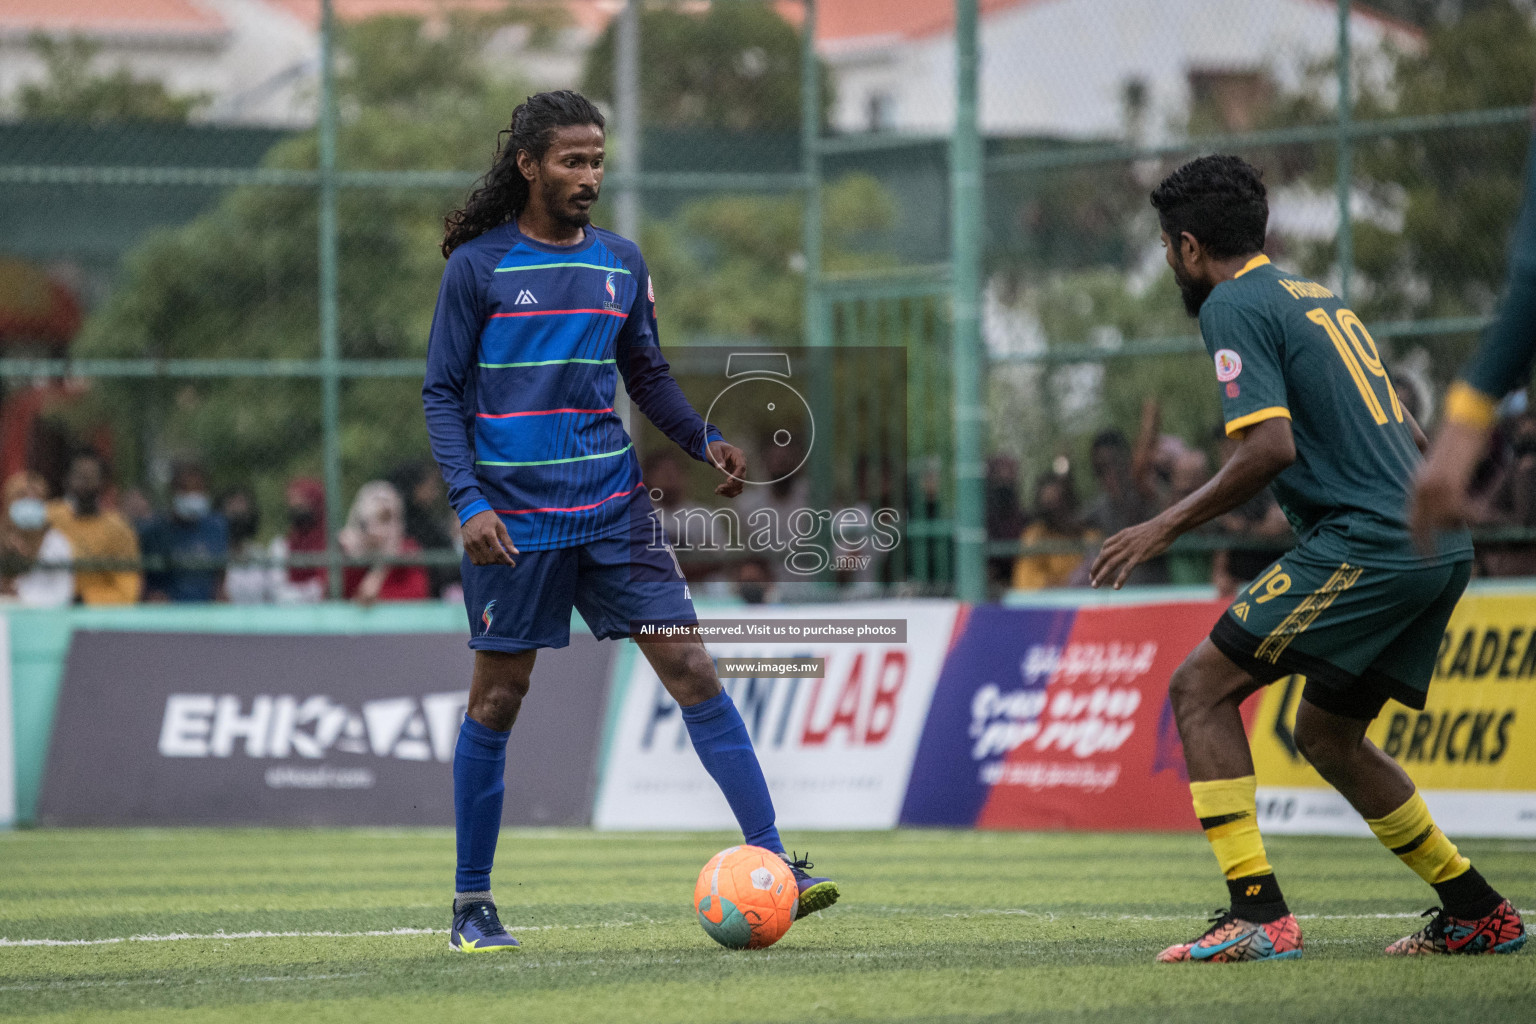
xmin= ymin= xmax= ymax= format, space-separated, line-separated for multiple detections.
xmin=441 ymin=90 xmax=607 ymax=257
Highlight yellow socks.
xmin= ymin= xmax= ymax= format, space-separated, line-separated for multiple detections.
xmin=1190 ymin=775 xmax=1272 ymax=880
xmin=1190 ymin=776 xmax=1288 ymax=921
xmin=1365 ymin=790 xmax=1467 ymax=885
xmin=1366 ymin=790 xmax=1501 ymax=918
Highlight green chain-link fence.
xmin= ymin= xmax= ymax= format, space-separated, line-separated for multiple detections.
xmin=2 ymin=1 xmax=1532 ymax=603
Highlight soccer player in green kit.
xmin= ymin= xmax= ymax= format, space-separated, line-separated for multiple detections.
xmin=1091 ymin=155 xmax=1526 ymax=963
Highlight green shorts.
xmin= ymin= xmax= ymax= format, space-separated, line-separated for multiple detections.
xmin=1210 ymin=548 xmax=1472 ymax=721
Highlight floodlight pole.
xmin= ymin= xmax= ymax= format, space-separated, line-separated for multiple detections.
xmin=1336 ymin=0 xmax=1354 ymax=303
xmin=318 ymin=0 xmax=344 ymax=599
xmin=951 ymin=0 xmax=986 ymax=603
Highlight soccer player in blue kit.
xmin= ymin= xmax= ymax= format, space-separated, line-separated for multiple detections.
xmin=423 ymin=91 xmax=837 ymax=952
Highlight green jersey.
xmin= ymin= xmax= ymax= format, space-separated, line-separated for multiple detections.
xmin=1198 ymin=255 xmax=1473 ymax=569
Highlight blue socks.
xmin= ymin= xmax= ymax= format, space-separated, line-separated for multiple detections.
xmin=681 ymin=690 xmax=784 ymax=855
xmin=453 ymin=715 xmax=510 ymax=893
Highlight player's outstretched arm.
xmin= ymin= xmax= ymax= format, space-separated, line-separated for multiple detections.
xmin=1412 ymin=130 xmax=1536 ymax=546
xmin=1091 ymin=417 xmax=1295 ymax=590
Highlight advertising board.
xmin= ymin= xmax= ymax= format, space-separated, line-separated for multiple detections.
xmin=39 ymin=631 xmax=613 ymax=826
xmin=593 ymin=601 xmax=962 ymax=831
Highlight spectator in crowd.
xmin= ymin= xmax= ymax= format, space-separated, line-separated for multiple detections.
xmin=116 ymin=487 xmax=154 ymax=531
xmin=219 ymin=486 xmax=282 ymax=604
xmin=1212 ymin=430 xmax=1293 ymax=597
xmin=1 ymin=471 xmax=73 ymax=607
xmin=734 ymin=555 xmax=775 ymax=605
xmin=736 ymin=435 xmax=813 ymax=571
xmin=1080 ymin=425 xmax=1167 ymax=585
xmin=340 ymin=480 xmax=429 ymax=606
xmin=278 ymin=476 xmax=328 ymax=601
xmin=1476 ymin=408 xmax=1536 ymax=576
xmin=1162 ymin=449 xmax=1215 ymax=586
xmin=1012 ymin=471 xmax=1096 ymax=590
xmin=644 ymin=448 xmax=731 ymax=582
xmin=46 ymin=452 xmax=141 ymax=605
xmin=391 ymin=460 xmax=458 ymax=598
xmin=985 ymin=454 xmax=1027 ymax=586
xmin=139 ymin=459 xmax=229 ymax=603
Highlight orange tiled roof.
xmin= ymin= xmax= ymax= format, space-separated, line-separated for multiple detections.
xmin=0 ymin=0 xmax=224 ymax=36
xmin=815 ymin=0 xmax=1419 ymax=44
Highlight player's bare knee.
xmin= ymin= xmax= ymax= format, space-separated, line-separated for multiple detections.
xmin=469 ymin=686 xmax=523 ymax=731
xmin=1167 ymin=661 xmax=1210 ymax=719
xmin=468 ymin=651 xmax=533 ymax=730
xmin=662 ymin=643 xmax=722 ymax=707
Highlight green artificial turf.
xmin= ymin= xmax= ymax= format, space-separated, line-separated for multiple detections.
xmin=1 ymin=829 xmax=1531 ymax=1022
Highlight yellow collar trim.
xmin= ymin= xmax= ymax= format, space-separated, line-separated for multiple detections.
xmin=1233 ymin=254 xmax=1271 ymax=279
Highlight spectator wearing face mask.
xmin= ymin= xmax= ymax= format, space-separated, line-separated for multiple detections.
xmin=1 ymin=471 xmax=74 ymax=607
xmin=219 ymin=486 xmax=279 ymax=604
xmin=46 ymin=451 xmax=142 ymax=605
xmin=339 ymin=480 xmax=429 ymax=606
xmin=272 ymin=477 xmax=329 ymax=602
xmin=138 ymin=460 xmax=229 ymax=603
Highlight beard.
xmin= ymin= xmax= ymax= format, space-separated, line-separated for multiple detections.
xmin=1173 ymin=262 xmax=1214 ymax=317
xmin=542 ymin=177 xmax=596 ymax=230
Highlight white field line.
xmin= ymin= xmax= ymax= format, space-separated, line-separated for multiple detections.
xmin=0 ymin=972 xmax=370 ymax=994
xmin=0 ymin=921 xmax=653 ymax=949
xmin=6 ymin=907 xmax=1529 ymax=949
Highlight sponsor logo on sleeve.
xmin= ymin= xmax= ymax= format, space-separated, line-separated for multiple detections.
xmin=1214 ymin=349 xmax=1243 ymax=382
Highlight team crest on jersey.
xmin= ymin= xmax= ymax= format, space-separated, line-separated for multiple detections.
xmin=647 ymin=274 xmax=655 ymax=304
xmin=1214 ymin=349 xmax=1243 ymax=382
xmin=603 ymin=271 xmax=624 ymax=312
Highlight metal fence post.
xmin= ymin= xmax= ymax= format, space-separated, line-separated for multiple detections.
xmin=319 ymin=0 xmax=344 ymax=599
xmin=951 ymin=0 xmax=986 ymax=602
xmin=1336 ymin=0 xmax=1354 ymax=304
xmin=614 ymin=0 xmax=640 ymax=434
xmin=801 ymin=0 xmax=835 ymax=566
xmin=802 ymin=0 xmax=824 ymax=353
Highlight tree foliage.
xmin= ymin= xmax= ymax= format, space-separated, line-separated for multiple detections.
xmin=66 ymin=14 xmax=536 ymax=515
xmin=581 ymin=3 xmax=825 ymax=129
xmin=1260 ymin=0 xmax=1536 ymax=393
xmin=65 ymin=11 xmax=888 ymax=530
xmin=17 ymin=35 xmax=204 ymax=122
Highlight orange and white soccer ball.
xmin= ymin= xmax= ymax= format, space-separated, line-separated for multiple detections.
xmin=693 ymin=845 xmax=797 ymax=949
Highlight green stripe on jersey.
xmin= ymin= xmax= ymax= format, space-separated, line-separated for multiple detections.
xmin=478 ymin=357 xmax=616 ymax=369
xmin=493 ymin=262 xmax=631 ymax=274
xmin=476 ymin=443 xmax=633 ymax=468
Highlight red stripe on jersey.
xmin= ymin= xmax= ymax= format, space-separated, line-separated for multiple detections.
xmin=477 ymin=407 xmax=614 ymax=419
xmin=496 ymin=482 xmax=646 ymax=515
xmin=487 ymin=308 xmax=627 ymax=319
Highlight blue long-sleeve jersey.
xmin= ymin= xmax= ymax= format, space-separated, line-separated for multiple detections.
xmin=422 ymin=221 xmax=722 ymax=551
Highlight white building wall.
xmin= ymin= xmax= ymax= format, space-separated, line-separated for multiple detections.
xmin=826 ymin=0 xmax=1416 ymax=139
xmin=0 ymin=0 xmax=318 ymax=126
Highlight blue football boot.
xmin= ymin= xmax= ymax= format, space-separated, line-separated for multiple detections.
xmin=450 ymin=900 xmax=521 ymax=953
xmin=783 ymin=851 xmax=840 ymax=919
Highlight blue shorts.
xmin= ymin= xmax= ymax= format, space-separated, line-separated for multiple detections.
xmin=461 ymin=532 xmax=696 ymax=652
